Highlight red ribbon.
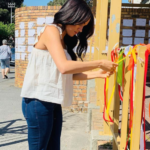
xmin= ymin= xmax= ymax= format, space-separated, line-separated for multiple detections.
xmin=103 ymin=51 xmax=116 ymax=123
xmin=141 ymin=50 xmax=149 ymax=150
xmin=107 ymin=45 xmax=149 ymax=149
xmin=118 ymin=85 xmax=123 ymax=101
xmin=124 ymin=55 xmax=134 ymax=150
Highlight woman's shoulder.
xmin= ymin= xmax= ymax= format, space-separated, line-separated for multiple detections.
xmin=43 ymin=24 xmax=62 ymax=40
xmin=45 ymin=24 xmax=62 ymax=34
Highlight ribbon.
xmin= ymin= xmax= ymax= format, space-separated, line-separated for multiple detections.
xmin=103 ymin=78 xmax=114 ymax=122
xmin=103 ymin=44 xmax=149 ymax=150
xmin=142 ymin=49 xmax=149 ymax=150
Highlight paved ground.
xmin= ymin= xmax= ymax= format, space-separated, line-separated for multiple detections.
xmin=0 ymin=67 xmax=90 ymax=150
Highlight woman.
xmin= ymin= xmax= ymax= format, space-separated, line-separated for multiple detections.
xmin=0 ymin=39 xmax=11 ymax=79
xmin=21 ymin=0 xmax=117 ymax=149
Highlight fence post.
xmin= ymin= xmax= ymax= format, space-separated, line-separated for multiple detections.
xmin=96 ymin=0 xmax=109 ymax=113
xmin=130 ymin=46 xmax=147 ymax=150
xmin=120 ymin=55 xmax=131 ymax=150
xmin=93 ymin=0 xmax=101 ymax=108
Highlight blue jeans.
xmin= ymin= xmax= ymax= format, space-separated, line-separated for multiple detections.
xmin=22 ymin=97 xmax=62 ymax=150
xmin=0 ymin=59 xmax=10 ymax=69
xmin=11 ymin=53 xmax=15 ymax=61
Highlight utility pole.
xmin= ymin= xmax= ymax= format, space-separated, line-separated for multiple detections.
xmin=8 ymin=3 xmax=16 ymax=24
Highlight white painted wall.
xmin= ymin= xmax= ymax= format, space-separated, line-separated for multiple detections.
xmin=132 ymin=0 xmax=150 ymax=3
xmin=133 ymin=0 xmax=142 ymax=3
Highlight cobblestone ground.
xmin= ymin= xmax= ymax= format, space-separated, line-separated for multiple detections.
xmin=0 ymin=67 xmax=90 ymax=150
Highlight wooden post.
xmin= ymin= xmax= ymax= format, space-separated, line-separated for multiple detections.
xmin=95 ymin=0 xmax=111 ymax=134
xmin=93 ymin=0 xmax=101 ymax=107
xmin=107 ymin=0 xmax=122 ymax=59
xmin=102 ymin=0 xmax=122 ymax=148
xmin=112 ymin=72 xmax=121 ymax=150
xmin=120 ymin=55 xmax=131 ymax=150
xmin=96 ymin=0 xmax=109 ymax=112
xmin=104 ymin=0 xmax=122 ymax=137
xmin=130 ymin=46 xmax=147 ymax=150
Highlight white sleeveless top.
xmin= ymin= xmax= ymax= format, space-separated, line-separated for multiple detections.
xmin=20 ymin=24 xmax=73 ymax=107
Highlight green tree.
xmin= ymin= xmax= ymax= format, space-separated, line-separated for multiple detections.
xmin=0 ymin=0 xmax=24 ymax=24
xmin=0 ymin=22 xmax=15 ymax=45
xmin=47 ymin=0 xmax=93 ymax=7
xmin=21 ymin=3 xmax=27 ymax=7
xmin=47 ymin=0 xmax=65 ymax=6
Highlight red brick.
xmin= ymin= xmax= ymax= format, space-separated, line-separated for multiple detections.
xmin=80 ymin=81 xmax=83 ymax=84
xmin=82 ymin=90 xmax=87 ymax=93
xmin=74 ymin=97 xmax=82 ymax=101
xmin=82 ymin=97 xmax=86 ymax=101
xmin=72 ymin=101 xmax=78 ymax=105
xmin=73 ymin=89 xmax=81 ymax=93
xmin=73 ymin=85 xmax=78 ymax=89
xmin=73 ymin=93 xmax=78 ymax=97
xmin=71 ymin=105 xmax=78 ymax=108
xmin=83 ymin=81 xmax=87 ymax=85
xmin=84 ymin=103 xmax=88 ymax=107
xmin=79 ymin=93 xmax=86 ymax=98
xmin=79 ymin=86 xmax=86 ymax=89
xmin=76 ymin=81 xmax=79 ymax=85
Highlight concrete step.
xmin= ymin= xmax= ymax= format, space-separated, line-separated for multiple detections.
xmin=90 ymin=130 xmax=112 ymax=150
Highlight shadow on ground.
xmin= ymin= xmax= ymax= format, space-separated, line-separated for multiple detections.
xmin=0 ymin=119 xmax=27 ymax=147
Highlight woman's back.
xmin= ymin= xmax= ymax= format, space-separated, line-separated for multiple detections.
xmin=0 ymin=45 xmax=11 ymax=59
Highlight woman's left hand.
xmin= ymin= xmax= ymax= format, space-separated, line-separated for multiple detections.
xmin=96 ymin=69 xmax=115 ymax=79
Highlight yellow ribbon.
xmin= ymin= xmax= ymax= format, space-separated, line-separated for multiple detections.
xmin=106 ymin=71 xmax=116 ymax=118
xmin=105 ymin=46 xmax=137 ymax=120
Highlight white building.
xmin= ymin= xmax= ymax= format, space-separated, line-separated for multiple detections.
xmin=132 ymin=0 xmax=142 ymax=3
xmin=141 ymin=0 xmax=150 ymax=3
xmin=128 ymin=0 xmax=150 ymax=3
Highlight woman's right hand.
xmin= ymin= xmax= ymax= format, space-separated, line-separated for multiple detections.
xmin=100 ymin=60 xmax=118 ymax=72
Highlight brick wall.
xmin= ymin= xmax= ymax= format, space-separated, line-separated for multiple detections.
xmin=15 ymin=6 xmax=61 ymax=88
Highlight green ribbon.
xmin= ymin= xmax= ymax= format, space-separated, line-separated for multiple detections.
xmin=117 ymin=49 xmax=124 ymax=86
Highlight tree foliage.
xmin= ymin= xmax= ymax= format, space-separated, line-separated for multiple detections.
xmin=47 ymin=0 xmax=93 ymax=7
xmin=47 ymin=0 xmax=66 ymax=6
xmin=0 ymin=0 xmax=24 ymax=23
xmin=0 ymin=0 xmax=23 ymax=44
xmin=0 ymin=22 xmax=15 ymax=45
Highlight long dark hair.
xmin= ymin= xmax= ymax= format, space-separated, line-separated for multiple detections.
xmin=53 ymin=0 xmax=94 ymax=61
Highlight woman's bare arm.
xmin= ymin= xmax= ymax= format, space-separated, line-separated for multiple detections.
xmin=43 ymin=26 xmax=117 ymax=74
xmin=73 ymin=69 xmax=113 ymax=80
xmin=73 ymin=71 xmax=98 ymax=80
